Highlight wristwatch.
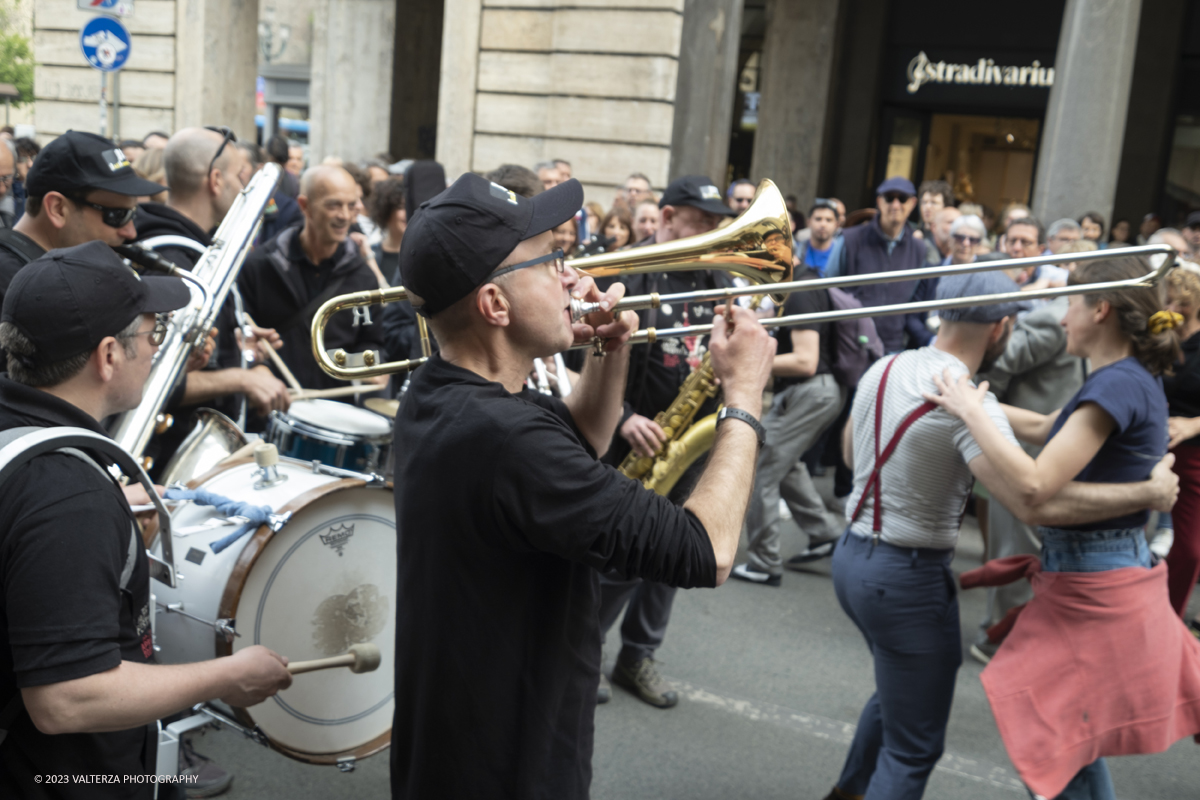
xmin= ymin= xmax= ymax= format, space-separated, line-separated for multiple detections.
xmin=717 ymin=407 xmax=766 ymax=447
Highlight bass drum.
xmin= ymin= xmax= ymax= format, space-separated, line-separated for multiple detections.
xmin=153 ymin=457 xmax=396 ymax=764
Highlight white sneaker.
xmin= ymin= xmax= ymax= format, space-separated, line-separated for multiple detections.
xmin=1149 ymin=527 xmax=1174 ymax=558
xmin=778 ymin=498 xmax=792 ymax=520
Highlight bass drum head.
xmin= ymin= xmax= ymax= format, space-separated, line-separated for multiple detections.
xmin=221 ymin=479 xmax=396 ymax=762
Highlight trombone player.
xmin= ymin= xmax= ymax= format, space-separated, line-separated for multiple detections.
xmin=389 ymin=173 xmax=775 ymax=799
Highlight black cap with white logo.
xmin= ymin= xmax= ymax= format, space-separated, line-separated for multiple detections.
xmin=399 ymin=173 xmax=583 ymax=316
xmin=2 ymin=241 xmax=191 ymax=361
xmin=24 ymin=130 xmax=165 ymax=198
xmin=658 ymin=175 xmax=737 ymax=217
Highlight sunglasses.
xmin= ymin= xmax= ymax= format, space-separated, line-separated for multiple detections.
xmin=69 ymin=195 xmax=137 ymax=228
xmin=881 ymin=192 xmax=912 ymax=204
xmin=205 ymin=126 xmax=237 ymax=176
xmin=126 ymin=314 xmax=169 ymax=347
xmin=953 ymin=233 xmax=983 ymax=246
xmin=490 ymin=249 xmax=566 ymax=281
xmin=812 ymin=198 xmax=839 ymax=213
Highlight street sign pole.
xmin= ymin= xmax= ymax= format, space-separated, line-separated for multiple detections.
xmin=99 ymin=71 xmax=107 ymax=138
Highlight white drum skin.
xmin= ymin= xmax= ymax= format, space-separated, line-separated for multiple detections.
xmin=153 ymin=458 xmax=396 ymax=763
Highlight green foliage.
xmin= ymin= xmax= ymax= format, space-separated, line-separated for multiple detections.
xmin=0 ymin=29 xmax=33 ymax=107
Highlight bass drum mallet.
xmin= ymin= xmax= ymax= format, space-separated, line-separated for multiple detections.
xmin=286 ymin=643 xmax=382 ymax=675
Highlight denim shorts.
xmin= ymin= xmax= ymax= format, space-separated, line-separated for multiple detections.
xmin=1039 ymin=526 xmax=1153 ymax=573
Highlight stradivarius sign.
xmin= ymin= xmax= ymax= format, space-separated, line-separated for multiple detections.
xmin=906 ymin=51 xmax=1055 ymax=94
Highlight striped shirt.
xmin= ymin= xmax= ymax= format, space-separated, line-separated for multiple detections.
xmin=846 ymin=347 xmax=1019 ymax=550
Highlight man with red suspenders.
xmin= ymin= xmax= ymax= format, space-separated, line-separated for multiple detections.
xmin=822 ymin=272 xmax=1181 ymax=800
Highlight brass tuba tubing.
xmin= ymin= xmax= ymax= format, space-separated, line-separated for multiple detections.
xmin=570 ymin=245 xmax=1177 ymax=349
xmin=572 ymin=244 xmax=1177 ymax=322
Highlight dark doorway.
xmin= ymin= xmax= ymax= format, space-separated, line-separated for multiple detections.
xmin=390 ymin=0 xmax=444 ymax=160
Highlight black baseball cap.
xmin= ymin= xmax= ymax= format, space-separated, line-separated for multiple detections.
xmin=1186 ymin=211 xmax=1200 ymax=229
xmin=936 ymin=270 xmax=1030 ymax=323
xmin=24 ymin=130 xmax=165 ymax=198
xmin=2 ymin=241 xmax=191 ymax=361
xmin=399 ymin=172 xmax=583 ymax=316
xmin=659 ymin=175 xmax=736 ymax=217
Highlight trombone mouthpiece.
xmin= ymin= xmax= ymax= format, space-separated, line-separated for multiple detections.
xmin=571 ymin=298 xmax=603 ymax=321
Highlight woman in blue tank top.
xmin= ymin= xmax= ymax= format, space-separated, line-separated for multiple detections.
xmin=925 ymin=256 xmax=1184 ymax=800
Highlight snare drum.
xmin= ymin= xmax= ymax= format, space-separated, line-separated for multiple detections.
xmin=153 ymin=457 xmax=396 ymax=764
xmin=267 ymin=399 xmax=392 ymax=472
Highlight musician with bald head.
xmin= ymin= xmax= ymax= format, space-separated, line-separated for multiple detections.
xmin=133 ymin=127 xmax=291 ymax=432
xmin=238 ymin=164 xmax=389 ymax=392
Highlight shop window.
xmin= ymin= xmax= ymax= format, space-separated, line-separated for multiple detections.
xmin=923 ymin=114 xmax=1039 ymax=216
xmin=1165 ymin=115 xmax=1200 ymax=214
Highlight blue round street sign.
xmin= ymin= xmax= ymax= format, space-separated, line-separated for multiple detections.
xmin=80 ymin=16 xmax=131 ymax=73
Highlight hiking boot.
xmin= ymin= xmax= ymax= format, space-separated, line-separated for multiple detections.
xmin=785 ymin=536 xmax=837 ymax=569
xmin=730 ymin=562 xmax=782 ymax=587
xmin=969 ymin=641 xmax=998 ymax=665
xmin=180 ymin=738 xmax=233 ymax=798
xmin=597 ymin=671 xmax=611 ymax=704
xmin=611 ymin=655 xmax=678 ymax=709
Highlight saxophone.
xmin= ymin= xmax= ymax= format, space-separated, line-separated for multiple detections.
xmin=619 ymin=352 xmax=720 ymax=495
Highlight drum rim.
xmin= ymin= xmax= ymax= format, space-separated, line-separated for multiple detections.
xmin=269 ymin=412 xmax=392 ymax=446
xmin=198 ymin=457 xmax=395 ymax=761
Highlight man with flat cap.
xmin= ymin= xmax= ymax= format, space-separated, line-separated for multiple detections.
xmin=390 ymin=173 xmax=775 ymax=799
xmin=0 ymin=243 xmax=293 ymax=797
xmin=820 ymin=271 xmax=1179 ymax=800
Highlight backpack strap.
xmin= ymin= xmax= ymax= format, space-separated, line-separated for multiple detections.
xmin=0 ymin=229 xmax=45 ymax=266
xmin=0 ymin=427 xmax=169 ymax=745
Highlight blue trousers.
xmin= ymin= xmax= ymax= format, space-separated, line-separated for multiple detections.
xmin=831 ymin=530 xmax=962 ymax=800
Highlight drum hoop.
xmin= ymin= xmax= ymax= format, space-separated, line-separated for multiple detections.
xmin=270 ymin=414 xmax=391 ymax=447
xmin=253 ymin=727 xmax=392 ymax=765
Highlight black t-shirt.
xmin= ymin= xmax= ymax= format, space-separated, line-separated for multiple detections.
xmin=774 ymin=268 xmax=834 ymax=390
xmin=0 ymin=230 xmax=46 ymax=308
xmin=0 ymin=377 xmax=154 ymax=799
xmin=1163 ymin=329 xmax=1200 ymax=447
xmin=391 ymin=354 xmax=717 ymax=800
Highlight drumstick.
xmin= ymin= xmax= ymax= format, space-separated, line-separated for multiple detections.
xmin=289 ymin=384 xmax=385 ymax=401
xmin=241 ymin=313 xmax=303 ymax=392
xmin=288 ymin=643 xmax=381 ymax=675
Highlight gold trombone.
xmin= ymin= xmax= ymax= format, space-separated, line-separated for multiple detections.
xmin=310 ymin=173 xmax=1177 ymax=379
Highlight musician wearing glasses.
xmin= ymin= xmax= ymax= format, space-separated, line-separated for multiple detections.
xmin=390 ymin=174 xmax=775 ymax=799
xmin=238 ymin=164 xmax=389 ymax=394
xmin=0 ymin=244 xmax=292 ymax=797
xmin=0 ymin=131 xmax=159 ymax=309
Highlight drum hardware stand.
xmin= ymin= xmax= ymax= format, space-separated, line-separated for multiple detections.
xmin=155 ymin=600 xmax=240 ymax=642
xmin=310 ymin=460 xmax=388 ymax=487
xmin=253 ymin=443 xmax=289 ymax=489
xmin=337 ymin=756 xmax=357 ymax=773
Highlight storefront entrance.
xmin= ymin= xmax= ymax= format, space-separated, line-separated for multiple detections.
xmin=879 ymin=109 xmax=1041 ymax=215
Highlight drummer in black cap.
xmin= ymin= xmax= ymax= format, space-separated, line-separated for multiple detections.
xmin=0 ymin=131 xmax=164 ymax=307
xmin=390 ymin=173 xmax=774 ymax=800
xmin=0 ymin=243 xmax=292 ymax=798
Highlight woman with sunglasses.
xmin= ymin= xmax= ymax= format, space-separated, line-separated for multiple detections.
xmin=946 ymin=214 xmax=989 ymax=266
xmin=926 ymin=257 xmax=1200 ymax=799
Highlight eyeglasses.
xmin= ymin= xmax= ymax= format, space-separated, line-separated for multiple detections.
xmin=205 ymin=126 xmax=237 ymax=176
xmin=490 ymin=249 xmax=566 ymax=281
xmin=881 ymin=192 xmax=912 ymax=204
xmin=125 ymin=315 xmax=169 ymax=347
xmin=68 ymin=195 xmax=137 ymax=228
xmin=0 ymin=174 xmax=12 ymax=187
xmin=953 ymin=234 xmax=983 ymax=246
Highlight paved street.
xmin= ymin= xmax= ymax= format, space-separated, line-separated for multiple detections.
xmin=194 ymin=476 xmax=1199 ymax=799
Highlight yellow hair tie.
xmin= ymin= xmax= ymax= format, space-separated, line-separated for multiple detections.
xmin=1149 ymin=310 xmax=1184 ymax=335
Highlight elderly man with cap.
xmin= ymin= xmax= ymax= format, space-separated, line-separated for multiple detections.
xmin=820 ymin=271 xmax=1180 ymax=800
xmin=0 ymin=131 xmax=162 ymax=307
xmin=0 ymin=243 xmax=292 ymax=798
xmin=592 ymin=174 xmax=738 ymax=709
xmin=390 ymin=174 xmax=774 ymax=799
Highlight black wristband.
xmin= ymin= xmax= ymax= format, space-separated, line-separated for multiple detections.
xmin=717 ymin=406 xmax=766 ymax=447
